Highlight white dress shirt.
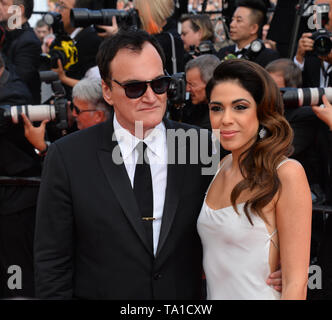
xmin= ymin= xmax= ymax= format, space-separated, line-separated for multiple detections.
xmin=113 ymin=115 xmax=168 ymax=256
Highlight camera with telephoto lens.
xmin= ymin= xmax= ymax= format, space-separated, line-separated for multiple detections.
xmin=167 ymin=72 xmax=187 ymax=109
xmin=70 ymin=8 xmax=140 ymax=31
xmin=40 ymin=12 xmax=78 ymax=71
xmin=311 ymin=3 xmax=332 ymax=56
xmin=0 ymin=71 xmax=68 ymax=130
xmin=281 ymin=87 xmax=332 ymax=108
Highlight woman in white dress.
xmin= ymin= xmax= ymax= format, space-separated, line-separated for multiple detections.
xmin=197 ymin=59 xmax=312 ymax=300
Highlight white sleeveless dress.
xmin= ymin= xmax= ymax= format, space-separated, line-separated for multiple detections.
xmin=197 ymin=158 xmax=295 ymax=300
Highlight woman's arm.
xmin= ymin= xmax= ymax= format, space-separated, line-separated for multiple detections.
xmin=276 ymin=160 xmax=312 ymax=300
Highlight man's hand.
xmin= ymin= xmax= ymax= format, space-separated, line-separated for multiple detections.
xmin=296 ymin=33 xmax=314 ymax=64
xmin=21 ymin=113 xmax=49 ymax=152
xmin=266 ymin=268 xmax=282 ymax=292
xmin=97 ymin=17 xmax=119 ymax=38
xmin=312 ymin=95 xmax=332 ymax=130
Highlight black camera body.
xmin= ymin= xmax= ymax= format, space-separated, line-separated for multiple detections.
xmin=40 ymin=12 xmax=78 ymax=71
xmin=70 ymin=8 xmax=140 ymax=30
xmin=188 ymin=40 xmax=216 ymax=59
xmin=311 ymin=28 xmax=332 ymax=56
xmin=167 ymin=72 xmax=187 ymax=109
xmin=310 ymin=3 xmax=332 ymax=56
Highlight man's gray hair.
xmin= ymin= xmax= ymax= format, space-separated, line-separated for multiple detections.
xmin=185 ymin=54 xmax=220 ymax=84
xmin=72 ymin=78 xmax=111 ymax=119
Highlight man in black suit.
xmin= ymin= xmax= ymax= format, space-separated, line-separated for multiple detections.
xmin=0 ymin=0 xmax=41 ymax=104
xmin=217 ymin=0 xmax=279 ymax=68
xmin=34 ymin=29 xmax=215 ymax=299
xmin=34 ymin=29 xmax=281 ymax=299
xmin=0 ymin=53 xmax=40 ymax=299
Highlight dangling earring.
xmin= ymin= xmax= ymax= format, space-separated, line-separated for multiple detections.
xmin=258 ymin=126 xmax=267 ymax=139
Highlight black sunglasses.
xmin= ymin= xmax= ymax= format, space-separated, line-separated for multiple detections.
xmin=111 ymin=76 xmax=172 ymax=99
xmin=70 ymin=102 xmax=96 ymax=115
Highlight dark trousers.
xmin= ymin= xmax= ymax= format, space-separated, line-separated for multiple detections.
xmin=0 ymin=206 xmax=36 ymax=299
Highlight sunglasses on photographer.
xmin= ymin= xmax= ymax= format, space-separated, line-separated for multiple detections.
xmin=111 ymin=75 xmax=172 ymax=99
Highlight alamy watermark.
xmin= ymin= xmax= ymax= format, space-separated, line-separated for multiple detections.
xmin=5 ymin=5 xmax=22 ymax=30
xmin=7 ymin=265 xmax=22 ymax=290
xmin=112 ymin=121 xmax=221 ymax=176
xmin=308 ymin=264 xmax=322 ymax=290
xmin=0 ymin=264 xmax=325 ymax=292
xmin=307 ymin=4 xmax=329 ymax=30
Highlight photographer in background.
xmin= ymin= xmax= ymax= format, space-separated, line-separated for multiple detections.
xmin=311 ymin=96 xmax=332 ymax=300
xmin=171 ymin=54 xmax=220 ymax=129
xmin=51 ymin=0 xmax=102 ymax=96
xmin=0 ymin=0 xmax=41 ymax=104
xmin=266 ymin=59 xmax=332 ymax=299
xmin=294 ymin=0 xmax=332 ymax=88
xmin=34 ymin=18 xmax=52 ymax=44
xmin=98 ymin=0 xmax=185 ymax=74
xmin=180 ymin=14 xmax=217 ymax=64
xmin=0 ymin=53 xmax=41 ymax=299
xmin=22 ymin=79 xmax=112 ymax=153
xmin=266 ymin=58 xmax=327 ymax=200
xmin=217 ymin=0 xmax=279 ymax=68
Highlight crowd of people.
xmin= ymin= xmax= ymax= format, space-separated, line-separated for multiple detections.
xmin=0 ymin=0 xmax=332 ymax=300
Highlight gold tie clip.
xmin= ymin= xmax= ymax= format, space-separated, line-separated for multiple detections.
xmin=142 ymin=217 xmax=155 ymax=221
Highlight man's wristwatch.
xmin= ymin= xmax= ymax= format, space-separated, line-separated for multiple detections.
xmin=36 ymin=141 xmax=51 ymax=157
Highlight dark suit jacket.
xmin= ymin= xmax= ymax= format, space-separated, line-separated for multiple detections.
xmin=302 ymin=54 xmax=322 ymax=88
xmin=284 ymin=107 xmax=322 ymax=187
xmin=155 ymin=18 xmax=185 ymax=74
xmin=0 ymin=67 xmax=41 ymax=215
xmin=181 ymin=101 xmax=211 ymax=131
xmin=217 ymin=44 xmax=280 ymax=68
xmin=2 ymin=22 xmax=41 ymax=104
xmin=34 ymin=117 xmax=219 ymax=299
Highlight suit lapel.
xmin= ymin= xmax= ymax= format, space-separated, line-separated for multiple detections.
xmin=156 ymin=119 xmax=186 ymax=256
xmin=97 ymin=118 xmax=153 ymax=256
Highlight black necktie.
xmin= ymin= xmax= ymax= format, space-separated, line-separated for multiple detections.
xmin=133 ymin=142 xmax=154 ymax=252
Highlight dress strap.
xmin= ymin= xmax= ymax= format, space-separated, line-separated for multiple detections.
xmin=269 ymin=229 xmax=277 ymax=237
xmin=205 ymin=155 xmax=232 ymax=199
xmin=276 ymin=158 xmax=300 ymax=170
xmin=268 ymin=229 xmax=279 ymax=250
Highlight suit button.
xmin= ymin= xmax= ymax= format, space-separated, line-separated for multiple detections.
xmin=153 ymin=273 xmax=162 ymax=280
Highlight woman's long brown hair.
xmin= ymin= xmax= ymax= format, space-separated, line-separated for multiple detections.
xmin=206 ymin=59 xmax=294 ymax=225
